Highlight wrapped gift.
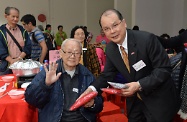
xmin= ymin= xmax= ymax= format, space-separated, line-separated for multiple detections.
xmin=69 ymin=91 xmax=98 ymax=111
xmin=101 ymin=88 xmax=121 ymax=95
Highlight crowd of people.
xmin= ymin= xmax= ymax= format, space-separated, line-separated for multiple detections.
xmin=0 ymin=6 xmax=187 ymax=122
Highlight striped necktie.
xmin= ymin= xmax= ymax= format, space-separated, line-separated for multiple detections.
xmin=120 ymin=46 xmax=130 ymax=72
xmin=120 ymin=46 xmax=142 ymax=100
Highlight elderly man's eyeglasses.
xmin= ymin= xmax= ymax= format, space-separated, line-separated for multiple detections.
xmin=102 ymin=21 xmax=122 ymax=33
xmin=61 ymin=49 xmax=81 ymax=57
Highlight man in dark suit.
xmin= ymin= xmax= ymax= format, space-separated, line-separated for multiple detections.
xmin=79 ymin=9 xmax=179 ymax=122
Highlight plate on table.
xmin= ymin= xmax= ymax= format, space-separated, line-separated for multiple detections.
xmin=8 ymin=89 xmax=25 ymax=99
xmin=21 ymin=82 xmax=31 ymax=90
xmin=1 ymin=76 xmax=14 ymax=82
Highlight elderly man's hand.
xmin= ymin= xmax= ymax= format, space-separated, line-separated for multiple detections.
xmin=78 ymin=88 xmax=95 ymax=108
xmin=44 ymin=62 xmax=62 ymax=86
xmin=84 ymin=99 xmax=95 ymax=108
xmin=77 ymin=87 xmax=93 ymax=100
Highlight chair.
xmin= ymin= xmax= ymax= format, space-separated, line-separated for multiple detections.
xmin=98 ymin=101 xmax=121 ymax=117
xmin=112 ymin=95 xmax=127 ymax=115
xmin=98 ymin=91 xmax=128 ymax=122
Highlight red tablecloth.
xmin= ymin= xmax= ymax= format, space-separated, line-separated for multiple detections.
xmin=0 ymin=74 xmax=38 ymax=122
xmin=174 ymin=114 xmax=187 ymax=122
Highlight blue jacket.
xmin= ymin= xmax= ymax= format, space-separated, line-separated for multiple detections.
xmin=0 ymin=24 xmax=31 ymax=60
xmin=25 ymin=59 xmax=103 ymax=122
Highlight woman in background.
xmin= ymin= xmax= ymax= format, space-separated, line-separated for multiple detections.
xmin=70 ymin=26 xmax=101 ymax=77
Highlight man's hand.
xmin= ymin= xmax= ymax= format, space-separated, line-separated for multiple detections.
xmin=121 ymin=82 xmax=140 ymax=97
xmin=10 ymin=58 xmax=19 ymax=64
xmin=84 ymin=99 xmax=95 ymax=108
xmin=44 ymin=62 xmax=62 ymax=86
xmin=77 ymin=87 xmax=93 ymax=100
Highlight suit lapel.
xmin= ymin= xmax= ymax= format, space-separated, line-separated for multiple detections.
xmin=109 ymin=43 xmax=132 ymax=82
xmin=127 ymin=30 xmax=137 ymax=81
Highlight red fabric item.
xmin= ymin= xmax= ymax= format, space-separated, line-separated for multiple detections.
xmin=56 ymin=46 xmax=61 ymax=50
xmin=0 ymin=74 xmax=38 ymax=122
xmin=101 ymin=88 xmax=121 ymax=95
xmin=184 ymin=43 xmax=187 ymax=48
xmin=98 ymin=101 xmax=121 ymax=117
xmin=99 ymin=113 xmax=128 ymax=122
xmin=96 ymin=47 xmax=106 ymax=72
xmin=173 ymin=114 xmax=187 ymax=122
xmin=69 ymin=91 xmax=98 ymax=111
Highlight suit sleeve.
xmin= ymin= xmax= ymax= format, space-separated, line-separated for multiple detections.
xmin=92 ymin=47 xmax=118 ymax=91
xmin=139 ymin=34 xmax=172 ymax=93
xmin=157 ymin=30 xmax=187 ymax=49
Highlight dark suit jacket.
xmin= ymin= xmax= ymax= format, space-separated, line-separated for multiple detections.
xmin=92 ymin=29 xmax=179 ymax=122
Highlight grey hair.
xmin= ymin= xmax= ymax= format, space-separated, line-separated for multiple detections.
xmin=5 ymin=7 xmax=19 ymax=15
xmin=38 ymin=25 xmax=44 ymax=31
xmin=61 ymin=38 xmax=82 ymax=52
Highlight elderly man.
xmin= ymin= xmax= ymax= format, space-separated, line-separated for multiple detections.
xmin=0 ymin=7 xmax=31 ymax=75
xmin=25 ymin=38 xmax=103 ymax=122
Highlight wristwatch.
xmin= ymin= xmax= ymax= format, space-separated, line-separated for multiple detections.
xmin=137 ymin=81 xmax=142 ymax=91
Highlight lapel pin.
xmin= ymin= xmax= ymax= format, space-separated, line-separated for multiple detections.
xmin=131 ymin=52 xmax=135 ymax=55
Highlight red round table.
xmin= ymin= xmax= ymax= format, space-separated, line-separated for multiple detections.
xmin=0 ymin=74 xmax=38 ymax=122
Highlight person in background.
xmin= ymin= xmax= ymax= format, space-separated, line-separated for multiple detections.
xmin=83 ymin=26 xmax=89 ymax=38
xmin=44 ymin=24 xmax=54 ymax=37
xmin=37 ymin=24 xmax=57 ymax=61
xmin=132 ymin=25 xmax=139 ymax=30
xmin=160 ymin=33 xmax=176 ymax=58
xmin=71 ymin=26 xmax=88 ymax=49
xmin=24 ymin=38 xmax=103 ymax=122
xmin=86 ymin=32 xmax=93 ymax=44
xmin=70 ymin=26 xmax=87 ymax=63
xmin=0 ymin=7 xmax=31 ymax=75
xmin=21 ymin=14 xmax=47 ymax=64
xmin=38 ymin=25 xmax=44 ymax=31
xmin=80 ymin=9 xmax=179 ymax=122
xmin=95 ymin=29 xmax=110 ymax=45
xmin=95 ymin=44 xmax=106 ymax=72
xmin=170 ymin=29 xmax=186 ymax=54
xmin=87 ymin=32 xmax=106 ymax=72
xmin=83 ymin=26 xmax=90 ymax=46
xmin=55 ymin=25 xmax=67 ymax=50
xmin=158 ymin=29 xmax=187 ymax=120
xmin=45 ymin=24 xmax=51 ymax=33
xmin=70 ymin=26 xmax=101 ymax=77
xmin=179 ymin=28 xmax=185 ymax=35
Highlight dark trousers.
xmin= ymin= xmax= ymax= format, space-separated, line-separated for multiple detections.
xmin=128 ymin=98 xmax=158 ymax=122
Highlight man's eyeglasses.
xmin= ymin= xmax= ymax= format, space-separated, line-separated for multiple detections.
xmin=102 ymin=21 xmax=122 ymax=33
xmin=61 ymin=49 xmax=81 ymax=57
